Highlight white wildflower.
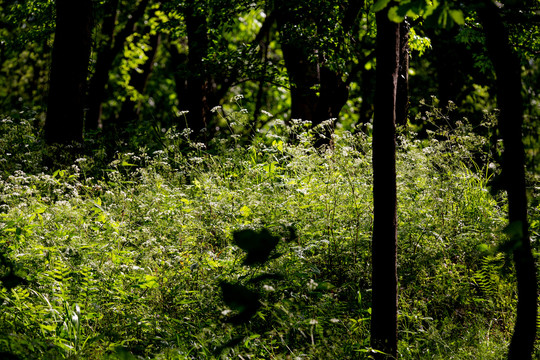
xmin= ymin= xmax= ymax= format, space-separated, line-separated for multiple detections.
xmin=320 ymin=118 xmax=336 ymax=127
xmin=306 ymin=279 xmax=318 ymax=291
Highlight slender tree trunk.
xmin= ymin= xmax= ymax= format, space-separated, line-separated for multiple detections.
xmin=477 ymin=2 xmax=537 ymax=359
xmin=85 ymin=0 xmax=119 ymax=131
xmin=45 ymin=0 xmax=93 ymax=144
xmin=252 ymin=31 xmax=270 ymax=137
xmin=183 ymin=2 xmax=214 ymax=136
xmin=115 ymin=32 xmax=161 ymax=131
xmin=370 ymin=5 xmax=399 ymax=360
xmin=86 ymin=48 xmax=116 ymax=131
xmin=86 ymin=0 xmax=150 ymax=131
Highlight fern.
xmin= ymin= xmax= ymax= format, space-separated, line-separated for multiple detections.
xmin=473 ymin=252 xmax=505 ymax=300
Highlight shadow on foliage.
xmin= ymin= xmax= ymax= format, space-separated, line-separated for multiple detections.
xmin=216 ymin=227 xmax=293 ymax=356
xmin=0 ymin=252 xmax=27 ymax=291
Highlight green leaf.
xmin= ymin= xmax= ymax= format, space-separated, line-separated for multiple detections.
xmin=388 ymin=6 xmax=405 ymax=23
xmin=317 ymin=282 xmax=335 ymax=291
xmin=449 ymin=9 xmax=465 ymax=25
xmin=373 ymin=0 xmax=392 ymax=12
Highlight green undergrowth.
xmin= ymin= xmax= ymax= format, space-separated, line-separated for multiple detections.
xmin=0 ymin=113 xmax=538 ymax=359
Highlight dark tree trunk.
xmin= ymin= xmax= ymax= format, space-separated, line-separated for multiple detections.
xmin=86 ymin=48 xmax=115 ymax=131
xmin=252 ymin=31 xmax=271 ymax=137
xmin=357 ymin=65 xmax=376 ymax=126
xmin=370 ymin=6 xmax=399 ymax=360
xmin=396 ymin=20 xmax=410 ymax=126
xmin=477 ymin=2 xmax=537 ymax=359
xmin=427 ymin=28 xmax=471 ymax=108
xmin=170 ymin=8 xmax=276 ymax=139
xmin=279 ymin=41 xmax=350 ymax=127
xmin=280 ymin=43 xmax=349 ymax=147
xmin=85 ymin=0 xmax=119 ymax=131
xmin=183 ymin=2 xmax=214 ymax=136
xmin=274 ymin=1 xmax=358 ymax=147
xmin=85 ymin=0 xmax=150 ymax=131
xmin=317 ymin=67 xmax=349 ymax=123
xmin=115 ymin=32 xmax=161 ymax=131
xmin=45 ymin=0 xmax=93 ymax=144
xmin=280 ymin=43 xmax=320 ymax=122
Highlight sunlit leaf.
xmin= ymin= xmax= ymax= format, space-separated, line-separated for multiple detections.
xmin=373 ymin=0 xmax=392 ymax=12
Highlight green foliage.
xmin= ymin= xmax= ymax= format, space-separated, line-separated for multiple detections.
xmin=0 ymin=116 xmax=44 ymax=174
xmin=374 ymin=0 xmax=464 ymax=28
xmin=0 ymin=105 xmax=535 ymax=358
xmin=473 ymin=252 xmax=506 ymax=299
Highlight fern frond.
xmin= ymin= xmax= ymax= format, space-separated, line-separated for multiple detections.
xmin=473 ymin=252 xmax=505 ymax=299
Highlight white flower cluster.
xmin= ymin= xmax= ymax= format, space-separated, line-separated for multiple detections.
xmin=320 ymin=118 xmax=336 ymax=127
xmin=306 ymin=279 xmax=318 ymax=291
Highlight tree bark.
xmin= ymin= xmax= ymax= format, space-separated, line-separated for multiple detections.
xmin=370 ymin=5 xmax=399 ymax=360
xmin=280 ymin=43 xmax=320 ymax=122
xmin=477 ymin=2 xmax=537 ymax=359
xmin=396 ymin=20 xmax=410 ymax=126
xmin=45 ymin=0 xmax=93 ymax=144
xmin=183 ymin=2 xmax=214 ymax=136
xmin=85 ymin=0 xmax=150 ymax=131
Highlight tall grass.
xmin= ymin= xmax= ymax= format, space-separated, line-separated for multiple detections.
xmin=0 ymin=109 xmax=536 ymax=359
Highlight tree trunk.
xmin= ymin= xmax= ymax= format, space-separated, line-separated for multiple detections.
xmin=396 ymin=20 xmax=409 ymax=126
xmin=274 ymin=1 xmax=357 ymax=147
xmin=252 ymin=30 xmax=270 ymax=137
xmin=85 ymin=0 xmax=119 ymax=131
xmin=477 ymin=2 xmax=537 ymax=359
xmin=115 ymin=32 xmax=161 ymax=131
xmin=280 ymin=43 xmax=320 ymax=122
xmin=370 ymin=5 xmax=399 ymax=360
xmin=45 ymin=0 xmax=92 ymax=144
xmin=85 ymin=0 xmax=150 ymax=131
xmin=183 ymin=2 xmax=214 ymax=136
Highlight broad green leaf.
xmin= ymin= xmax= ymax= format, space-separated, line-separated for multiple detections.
xmin=373 ymin=0 xmax=392 ymax=12
xmin=449 ymin=9 xmax=465 ymax=25
xmin=388 ymin=6 xmax=405 ymax=22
